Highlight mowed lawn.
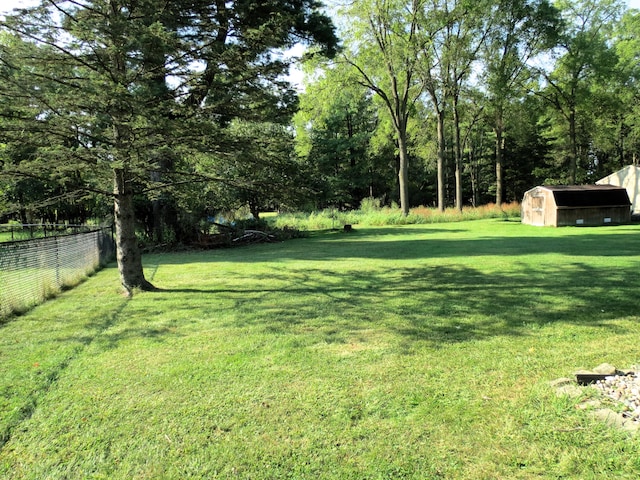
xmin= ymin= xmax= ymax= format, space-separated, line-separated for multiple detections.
xmin=2 ymin=219 xmax=640 ymax=479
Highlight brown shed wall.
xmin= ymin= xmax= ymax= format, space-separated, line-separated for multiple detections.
xmin=555 ymin=206 xmax=630 ymax=227
xmin=521 ymin=185 xmax=631 ymax=227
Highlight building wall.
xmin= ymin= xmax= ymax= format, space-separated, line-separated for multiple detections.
xmin=596 ymin=166 xmax=640 ymax=214
xmin=522 ymin=186 xmax=630 ymax=227
xmin=556 ymin=206 xmax=631 ymax=227
xmin=521 ymin=187 xmax=552 ymax=226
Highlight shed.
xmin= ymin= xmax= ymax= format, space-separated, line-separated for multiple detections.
xmin=596 ymin=165 xmax=640 ymax=214
xmin=521 ymin=185 xmax=631 ymax=227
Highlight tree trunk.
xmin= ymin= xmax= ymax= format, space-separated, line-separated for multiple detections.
xmin=453 ymin=101 xmax=463 ymax=212
xmin=436 ymin=109 xmax=446 ymax=212
xmin=469 ymin=149 xmax=478 ymax=207
xmin=495 ymin=124 xmax=504 ymax=207
xmin=568 ymin=106 xmax=577 ymax=184
xmin=397 ymin=127 xmax=410 ymax=216
xmin=114 ymin=168 xmax=155 ymax=294
xmin=249 ymin=201 xmax=260 ymax=220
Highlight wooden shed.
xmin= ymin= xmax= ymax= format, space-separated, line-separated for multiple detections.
xmin=596 ymin=165 xmax=640 ymax=214
xmin=521 ymin=185 xmax=631 ymax=227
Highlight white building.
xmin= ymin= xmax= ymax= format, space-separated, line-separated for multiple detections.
xmin=596 ymin=165 xmax=640 ymax=214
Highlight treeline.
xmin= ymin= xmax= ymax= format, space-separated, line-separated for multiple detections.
xmin=0 ymin=0 xmax=638 ymax=254
xmin=295 ymin=0 xmax=640 ymax=214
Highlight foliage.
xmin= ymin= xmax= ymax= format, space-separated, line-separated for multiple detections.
xmin=0 ymin=0 xmax=338 ymax=290
xmin=295 ymin=0 xmax=640 ymax=212
xmin=269 ymin=202 xmax=521 ymax=230
xmin=533 ymin=0 xmax=622 ymax=184
xmin=3 ymin=0 xmax=640 ymax=265
xmin=3 ymin=221 xmax=640 ymax=477
xmin=341 ymin=0 xmax=427 ymax=215
xmin=294 ymin=62 xmax=390 ymax=209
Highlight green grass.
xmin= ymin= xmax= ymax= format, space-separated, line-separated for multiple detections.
xmin=2 ymin=219 xmax=640 ymax=478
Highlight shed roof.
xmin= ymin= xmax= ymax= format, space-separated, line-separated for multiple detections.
xmin=540 ymin=185 xmax=631 ymax=208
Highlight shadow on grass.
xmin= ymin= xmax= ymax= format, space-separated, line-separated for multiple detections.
xmin=67 ymin=225 xmax=638 ymax=351
xmin=0 ymin=285 xmax=131 ymax=450
xmin=148 ymin=258 xmax=640 ymax=348
xmin=154 ymin=227 xmax=640 ymax=264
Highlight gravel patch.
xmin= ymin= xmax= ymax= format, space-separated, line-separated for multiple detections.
xmin=592 ymin=373 xmax=640 ymax=423
xmin=551 ymin=364 xmax=640 ymax=434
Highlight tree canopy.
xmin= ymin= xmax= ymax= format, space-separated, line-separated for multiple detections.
xmin=294 ymin=0 xmax=639 ymax=211
xmin=0 ymin=0 xmax=337 ymax=292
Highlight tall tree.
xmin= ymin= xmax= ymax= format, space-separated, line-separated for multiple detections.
xmin=604 ymin=9 xmax=640 ymax=168
xmin=294 ymin=61 xmax=385 ymax=208
xmin=415 ymin=0 xmax=449 ymax=211
xmin=0 ymin=0 xmax=337 ymax=293
xmin=536 ymin=0 xmax=620 ymax=184
xmin=414 ymin=0 xmax=489 ymax=211
xmin=343 ymin=0 xmax=425 ymax=216
xmin=481 ymin=0 xmax=560 ymax=205
xmin=439 ymin=0 xmax=492 ymax=211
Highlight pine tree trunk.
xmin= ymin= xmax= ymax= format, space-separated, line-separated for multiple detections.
xmin=114 ymin=168 xmax=155 ymax=294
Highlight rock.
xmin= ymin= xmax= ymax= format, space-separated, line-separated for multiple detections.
xmin=549 ymin=377 xmax=574 ymax=388
xmin=591 ymin=408 xmax=626 ymax=428
xmin=556 ymin=385 xmax=583 ymax=398
xmin=593 ymin=363 xmax=617 ymax=375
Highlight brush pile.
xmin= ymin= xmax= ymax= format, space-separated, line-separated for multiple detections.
xmin=194 ymin=222 xmax=303 ymax=249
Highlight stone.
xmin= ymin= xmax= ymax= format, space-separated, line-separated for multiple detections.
xmin=556 ymin=385 xmax=583 ymax=398
xmin=593 ymin=363 xmax=617 ymax=375
xmin=549 ymin=378 xmax=574 ymax=388
xmin=591 ymin=408 xmax=625 ymax=428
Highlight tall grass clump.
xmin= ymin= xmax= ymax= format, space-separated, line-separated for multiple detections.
xmin=270 ymin=200 xmax=521 ymax=231
xmin=411 ymin=201 xmax=521 ymax=222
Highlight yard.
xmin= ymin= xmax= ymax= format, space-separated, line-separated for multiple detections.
xmin=1 ymin=219 xmax=640 ymax=479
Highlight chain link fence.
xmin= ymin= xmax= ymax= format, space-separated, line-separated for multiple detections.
xmin=0 ymin=226 xmax=115 ymax=318
xmin=0 ymin=223 xmax=93 ymax=242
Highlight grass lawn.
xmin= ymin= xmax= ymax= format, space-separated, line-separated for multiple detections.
xmin=2 ymin=219 xmax=640 ymax=479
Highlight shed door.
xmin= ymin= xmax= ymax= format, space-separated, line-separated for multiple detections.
xmin=531 ymin=195 xmax=545 ymax=226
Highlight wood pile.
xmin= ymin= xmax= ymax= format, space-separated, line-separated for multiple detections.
xmin=194 ymin=223 xmax=276 ymax=249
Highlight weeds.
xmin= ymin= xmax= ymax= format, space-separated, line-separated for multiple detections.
xmin=271 ymin=201 xmax=521 ymax=230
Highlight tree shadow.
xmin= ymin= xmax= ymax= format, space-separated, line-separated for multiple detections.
xmin=142 ymin=257 xmax=640 ymax=349
xmin=151 ymin=225 xmax=640 ymax=265
xmin=70 ymin=223 xmax=639 ymax=351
